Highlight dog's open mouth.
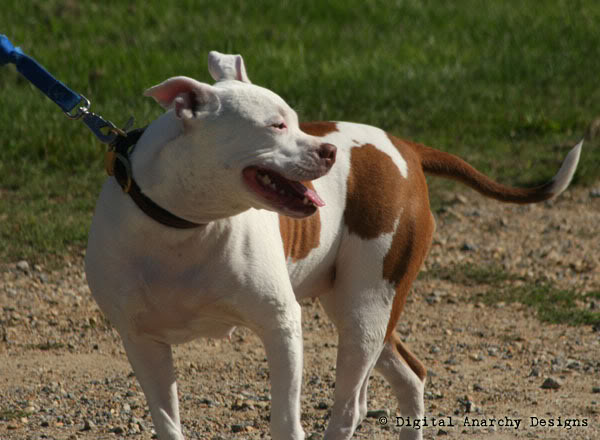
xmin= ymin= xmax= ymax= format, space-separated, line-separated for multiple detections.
xmin=242 ymin=166 xmax=325 ymax=218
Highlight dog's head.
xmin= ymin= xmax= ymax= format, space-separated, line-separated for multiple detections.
xmin=141 ymin=52 xmax=336 ymax=221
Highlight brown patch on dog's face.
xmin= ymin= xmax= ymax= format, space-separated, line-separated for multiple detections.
xmin=344 ymin=144 xmax=404 ymax=239
xmin=279 ymin=181 xmax=321 ymax=262
xmin=300 ymin=121 xmax=339 ymax=137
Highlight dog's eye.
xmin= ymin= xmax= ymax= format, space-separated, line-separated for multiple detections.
xmin=271 ymin=122 xmax=287 ymax=130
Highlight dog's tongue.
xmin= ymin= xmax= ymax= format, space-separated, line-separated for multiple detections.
xmin=305 ymin=187 xmax=326 ymax=207
xmin=290 ymin=181 xmax=326 ymax=207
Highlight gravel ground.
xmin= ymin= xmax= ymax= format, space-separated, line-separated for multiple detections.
xmin=1 ymin=186 xmax=599 ymax=440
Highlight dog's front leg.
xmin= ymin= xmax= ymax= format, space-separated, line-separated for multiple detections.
xmin=121 ymin=335 xmax=183 ymax=440
xmin=254 ymin=299 xmax=305 ymax=440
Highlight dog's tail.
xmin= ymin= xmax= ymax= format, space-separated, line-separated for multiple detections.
xmin=415 ymin=140 xmax=583 ymax=203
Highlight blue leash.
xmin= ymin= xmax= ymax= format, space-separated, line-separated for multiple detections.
xmin=0 ymin=35 xmax=196 ymax=228
xmin=1 ymin=34 xmax=133 ymax=144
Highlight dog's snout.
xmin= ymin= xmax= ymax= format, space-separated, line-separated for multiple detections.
xmin=318 ymin=143 xmax=337 ymax=168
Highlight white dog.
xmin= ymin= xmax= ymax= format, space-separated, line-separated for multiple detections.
xmin=85 ymin=51 xmax=582 ymax=440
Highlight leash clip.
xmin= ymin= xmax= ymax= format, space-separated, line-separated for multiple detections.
xmin=64 ymin=95 xmax=91 ymax=120
xmin=82 ymin=111 xmax=129 ymax=144
xmin=63 ymin=93 xmax=133 ymax=145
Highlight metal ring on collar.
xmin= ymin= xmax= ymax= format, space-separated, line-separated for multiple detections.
xmin=114 ymin=153 xmax=133 ymax=193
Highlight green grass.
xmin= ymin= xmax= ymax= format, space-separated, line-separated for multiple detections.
xmin=423 ymin=263 xmax=600 ymax=327
xmin=25 ymin=341 xmax=65 ymax=351
xmin=0 ymin=408 xmax=29 ymax=422
xmin=2 ymin=0 xmax=600 ymax=263
xmin=419 ymin=262 xmax=522 ymax=287
xmin=483 ymin=285 xmax=600 ymax=327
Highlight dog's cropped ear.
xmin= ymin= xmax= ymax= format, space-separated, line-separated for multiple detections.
xmin=207 ymin=51 xmax=251 ymax=83
xmin=144 ymin=76 xmax=221 ymax=121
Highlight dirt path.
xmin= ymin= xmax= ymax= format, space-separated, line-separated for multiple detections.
xmin=1 ymin=187 xmax=599 ymax=439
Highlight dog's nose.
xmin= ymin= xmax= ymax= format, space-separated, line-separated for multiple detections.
xmin=318 ymin=143 xmax=337 ymax=168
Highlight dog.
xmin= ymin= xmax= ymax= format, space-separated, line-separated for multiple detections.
xmin=85 ymin=51 xmax=582 ymax=440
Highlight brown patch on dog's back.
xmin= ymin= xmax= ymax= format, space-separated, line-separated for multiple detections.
xmin=384 ymin=134 xmax=435 ymax=340
xmin=344 ymin=144 xmax=404 ymax=239
xmin=279 ymin=182 xmax=321 ymax=262
xmin=300 ymin=121 xmax=339 ymax=137
xmin=344 ymin=136 xmax=434 ymax=340
xmin=382 ymin=138 xmax=432 ymax=285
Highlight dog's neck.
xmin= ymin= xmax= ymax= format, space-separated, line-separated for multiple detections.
xmin=130 ymin=111 xmax=253 ymax=225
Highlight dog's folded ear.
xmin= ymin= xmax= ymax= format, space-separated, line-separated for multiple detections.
xmin=207 ymin=51 xmax=251 ymax=84
xmin=144 ymin=76 xmax=221 ymax=121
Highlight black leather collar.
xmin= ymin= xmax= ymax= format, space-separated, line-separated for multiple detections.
xmin=108 ymin=127 xmax=203 ymax=229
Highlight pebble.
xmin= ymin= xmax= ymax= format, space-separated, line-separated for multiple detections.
xmin=231 ymin=423 xmax=246 ymax=433
xmin=460 ymin=242 xmax=477 ymax=252
xmin=426 ymin=290 xmax=446 ymax=304
xmin=590 ymin=188 xmax=600 ymax=198
xmin=231 ymin=400 xmax=253 ymax=411
xmin=487 ymin=347 xmax=499 ymax=357
xmin=425 ymin=295 xmax=440 ymax=305
xmin=129 ymin=416 xmax=145 ymax=430
xmin=111 ymin=426 xmax=125 ymax=434
xmin=81 ymin=419 xmax=95 ymax=431
xmin=315 ymin=401 xmax=329 ymax=410
xmin=427 ymin=391 xmax=444 ymax=399
xmin=541 ymin=377 xmax=562 ymax=389
xmin=200 ymin=397 xmax=215 ymax=407
xmin=16 ymin=260 xmax=30 ymax=272
xmin=592 ymin=387 xmax=600 ymax=394
xmin=445 ymin=357 xmax=458 ymax=366
xmin=457 ymin=395 xmax=474 ymax=413
xmin=453 ymin=194 xmax=468 ymax=204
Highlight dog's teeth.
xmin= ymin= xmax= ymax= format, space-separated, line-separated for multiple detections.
xmin=269 ymin=183 xmax=277 ymax=191
xmin=260 ymin=174 xmax=272 ymax=185
xmin=302 ymin=197 xmax=310 ymax=205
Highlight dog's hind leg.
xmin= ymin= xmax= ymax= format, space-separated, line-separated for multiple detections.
xmin=373 ymin=223 xmax=432 ymax=440
xmin=320 ymin=291 xmax=388 ymax=440
xmin=121 ymin=336 xmax=184 ymax=440
xmin=375 ymin=331 xmax=425 ymax=440
xmin=318 ymin=234 xmax=401 ymax=440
